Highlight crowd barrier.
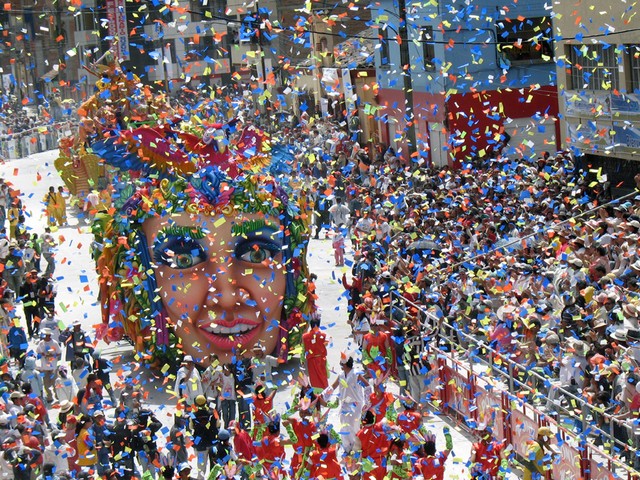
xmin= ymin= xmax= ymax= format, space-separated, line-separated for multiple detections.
xmin=0 ymin=121 xmax=76 ymax=160
xmin=391 ymin=292 xmax=640 ymax=479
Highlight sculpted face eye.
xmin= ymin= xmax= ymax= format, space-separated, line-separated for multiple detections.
xmin=232 ymin=221 xmax=283 ymax=266
xmin=235 ymin=239 xmax=281 ymax=264
xmin=153 ymin=236 xmax=207 ymax=270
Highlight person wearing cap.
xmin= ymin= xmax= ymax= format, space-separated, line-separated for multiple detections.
xmin=250 ymin=342 xmax=280 ymax=393
xmin=38 ymin=309 xmax=60 ymax=343
xmin=42 ymin=428 xmax=74 ymax=476
xmin=174 ymin=355 xmax=204 ymax=408
xmin=61 ymin=320 xmax=92 ymax=366
xmin=132 ymin=397 xmax=162 ymax=478
xmin=469 ymin=423 xmax=508 ymax=480
xmin=92 ymin=410 xmax=112 ymax=475
xmin=2 ymin=432 xmax=42 ymax=480
xmin=35 ymin=327 xmax=61 ymax=404
xmin=210 ymin=428 xmax=235 ymax=475
xmin=8 ymin=390 xmax=26 ymax=419
xmin=522 ymin=426 xmax=557 ymax=480
xmin=349 ymin=303 xmax=371 ymax=348
xmin=19 ymin=269 xmax=41 ymax=339
xmin=7 ymin=320 xmax=28 ymax=369
xmin=191 ymin=393 xmax=219 ymax=479
xmin=177 ymin=462 xmax=196 ymax=480
xmin=167 ymin=412 xmax=189 ymax=468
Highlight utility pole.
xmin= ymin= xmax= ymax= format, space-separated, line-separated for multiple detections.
xmin=397 ymin=0 xmax=417 ymax=162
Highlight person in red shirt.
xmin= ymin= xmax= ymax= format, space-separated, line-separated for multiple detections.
xmin=302 ymin=314 xmax=329 ymax=391
xmin=230 ymin=420 xmax=256 ymax=477
xmin=415 ymin=427 xmax=453 ymax=480
xmin=307 ymin=432 xmax=343 ymax=480
xmin=367 ymin=382 xmax=395 ymax=423
xmin=22 ymin=382 xmax=50 ymax=429
xmin=469 ymin=424 xmax=507 ymax=480
xmin=252 ymin=385 xmax=276 ymax=438
xmin=353 ymin=410 xmax=391 ymax=480
xmin=395 ymin=398 xmax=428 ymax=446
xmin=362 ymin=320 xmax=392 ymax=380
xmin=283 ymin=400 xmax=317 ymax=479
xmin=255 ymin=419 xmax=287 ymax=478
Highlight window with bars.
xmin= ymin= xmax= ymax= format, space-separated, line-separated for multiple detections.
xmin=379 ymin=27 xmax=390 ymax=68
xmin=420 ymin=26 xmax=435 ymax=72
xmin=628 ymin=44 xmax=640 ymax=93
xmin=566 ymin=43 xmax=620 ymax=91
xmin=74 ymin=10 xmax=98 ymax=32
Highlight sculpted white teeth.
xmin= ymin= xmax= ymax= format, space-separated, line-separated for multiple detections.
xmin=202 ymin=323 xmax=256 ymax=335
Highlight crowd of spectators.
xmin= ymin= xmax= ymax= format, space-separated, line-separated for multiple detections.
xmin=2 ymin=88 xmax=640 ymax=480
xmin=294 ymin=117 xmax=640 ymax=469
xmin=0 ymin=92 xmax=78 ymax=160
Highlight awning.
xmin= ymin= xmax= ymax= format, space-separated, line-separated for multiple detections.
xmin=41 ymin=69 xmax=59 ymax=82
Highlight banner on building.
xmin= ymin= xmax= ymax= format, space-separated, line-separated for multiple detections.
xmin=342 ymin=68 xmax=356 ymax=116
xmin=106 ymin=0 xmax=130 ymax=60
xmin=612 ymin=124 xmax=640 ymax=151
xmin=564 ymin=90 xmax=610 ymax=117
xmin=610 ymin=93 xmax=640 ymax=116
xmin=566 ymin=120 xmax=612 ymax=152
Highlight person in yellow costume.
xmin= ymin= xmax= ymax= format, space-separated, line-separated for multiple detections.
xmin=54 ymin=186 xmax=67 ymax=226
xmin=43 ymin=186 xmax=58 ymax=227
xmin=522 ymin=426 xmax=558 ymax=480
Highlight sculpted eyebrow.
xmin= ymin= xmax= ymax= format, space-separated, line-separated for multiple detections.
xmin=157 ymin=225 xmax=206 ymax=239
xmin=231 ymin=219 xmax=280 ymax=237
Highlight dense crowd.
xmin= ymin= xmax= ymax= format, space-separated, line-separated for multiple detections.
xmin=296 ymin=118 xmax=640 ymax=470
xmin=1 ymin=87 xmax=640 ymax=480
xmin=0 ymin=92 xmax=76 ymax=135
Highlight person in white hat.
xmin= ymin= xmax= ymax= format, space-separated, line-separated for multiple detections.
xmin=622 ymin=303 xmax=640 ymax=330
xmin=54 ymin=365 xmax=78 ymax=405
xmin=324 ymin=354 xmax=366 ymax=453
xmin=35 ymin=328 xmax=62 ymax=403
xmin=546 ymin=337 xmax=589 ymax=415
xmin=174 ymin=355 xmax=204 ymax=408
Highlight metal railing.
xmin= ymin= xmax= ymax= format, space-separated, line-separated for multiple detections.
xmin=0 ymin=120 xmax=77 ymax=160
xmin=389 ymin=290 xmax=640 ymax=479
